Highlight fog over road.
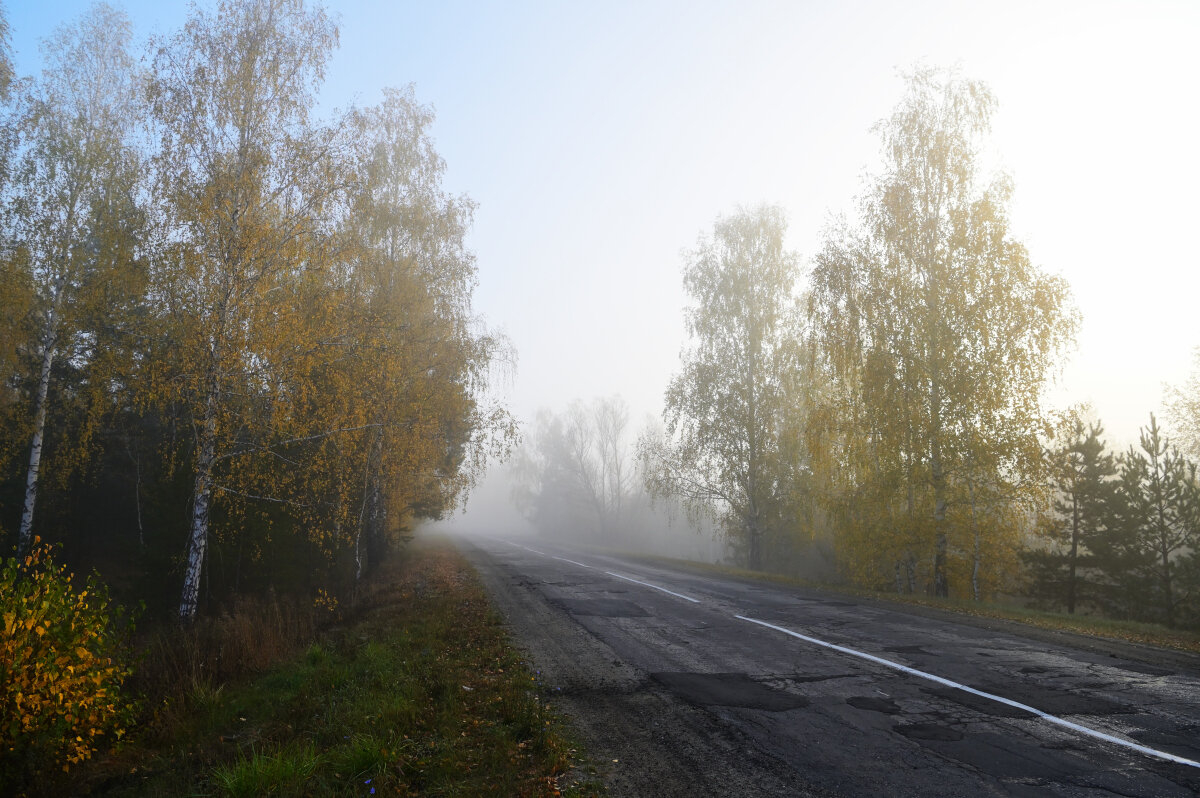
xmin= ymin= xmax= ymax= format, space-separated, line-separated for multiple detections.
xmin=456 ymin=534 xmax=1200 ymax=797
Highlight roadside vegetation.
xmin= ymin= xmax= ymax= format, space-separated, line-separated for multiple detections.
xmin=64 ymin=538 xmax=601 ymax=798
xmin=510 ymin=68 xmax=1200 ymax=634
xmin=0 ymin=0 xmax=529 ymax=786
xmin=3 ymin=0 xmax=1199 ymax=784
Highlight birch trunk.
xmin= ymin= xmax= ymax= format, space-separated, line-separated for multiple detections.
xmin=930 ymin=403 xmax=949 ymax=596
xmin=134 ymin=453 xmax=144 ymax=548
xmin=355 ymin=432 xmax=382 ymax=582
xmin=179 ymin=388 xmax=218 ymax=621
xmin=17 ymin=330 xmax=58 ymax=556
xmin=968 ymin=476 xmax=980 ymax=602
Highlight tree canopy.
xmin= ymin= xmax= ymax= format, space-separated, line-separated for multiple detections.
xmin=641 ymin=205 xmax=810 ymax=570
xmin=809 ymin=67 xmax=1077 ymax=596
xmin=0 ymin=0 xmax=513 ymax=621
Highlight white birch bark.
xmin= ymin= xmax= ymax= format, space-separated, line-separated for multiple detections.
xmin=179 ymin=388 xmax=218 ymax=621
xmin=17 ymin=325 xmax=58 ymax=555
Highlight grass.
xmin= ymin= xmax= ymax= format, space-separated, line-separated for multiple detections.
xmin=75 ymin=537 xmax=604 ymax=798
xmin=636 ymin=553 xmax=1200 ymax=656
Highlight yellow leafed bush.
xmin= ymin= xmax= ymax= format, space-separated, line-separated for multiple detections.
xmin=0 ymin=539 xmax=136 ymax=786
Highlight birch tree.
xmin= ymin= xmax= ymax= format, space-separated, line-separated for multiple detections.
xmin=9 ymin=3 xmax=141 ymax=555
xmin=810 ymin=67 xmax=1076 ymax=595
xmin=331 ymin=85 xmax=516 ymax=573
xmin=643 ymin=205 xmax=805 ymax=570
xmin=1166 ymin=347 xmax=1200 ymax=461
xmin=146 ymin=0 xmax=343 ymax=619
xmin=593 ymin=395 xmax=632 ymax=527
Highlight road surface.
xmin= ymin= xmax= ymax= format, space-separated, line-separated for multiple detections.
xmin=457 ymin=534 xmax=1200 ymax=797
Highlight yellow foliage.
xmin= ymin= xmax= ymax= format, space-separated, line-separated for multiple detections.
xmin=0 ymin=541 xmax=136 ymax=786
xmin=313 ymin=588 xmax=339 ymax=614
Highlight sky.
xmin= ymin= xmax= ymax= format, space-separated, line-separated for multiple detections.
xmin=9 ymin=0 xmax=1200 ymax=462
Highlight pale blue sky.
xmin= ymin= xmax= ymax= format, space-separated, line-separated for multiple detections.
xmin=9 ymin=1 xmax=1200 ymax=453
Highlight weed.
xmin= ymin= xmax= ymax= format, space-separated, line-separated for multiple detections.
xmin=210 ymin=741 xmax=323 ymax=797
xmin=84 ymin=538 xmax=603 ymax=797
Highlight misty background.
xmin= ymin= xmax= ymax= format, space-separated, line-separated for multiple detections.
xmin=9 ymin=0 xmax=1198 ymax=553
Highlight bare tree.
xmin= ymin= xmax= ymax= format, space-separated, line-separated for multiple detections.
xmin=512 ymin=396 xmax=637 ymax=539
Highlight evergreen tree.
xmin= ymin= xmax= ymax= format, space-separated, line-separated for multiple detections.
xmin=1028 ymin=417 xmax=1116 ymax=613
xmin=1096 ymin=415 xmax=1197 ymax=626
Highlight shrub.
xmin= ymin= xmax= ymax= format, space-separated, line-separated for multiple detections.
xmin=0 ymin=539 xmax=136 ymax=785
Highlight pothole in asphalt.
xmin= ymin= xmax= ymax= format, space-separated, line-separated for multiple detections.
xmin=651 ymin=672 xmax=810 ymax=711
xmin=884 ymin=644 xmax=931 ymax=656
xmin=846 ymin=695 xmax=901 ymax=714
xmin=894 ymin=722 xmax=964 ymax=742
xmin=555 ymin=598 xmax=648 ymax=617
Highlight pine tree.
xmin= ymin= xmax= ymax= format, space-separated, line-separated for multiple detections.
xmin=1029 ymin=417 xmax=1116 ymax=613
xmin=1097 ymin=415 xmax=1197 ymax=626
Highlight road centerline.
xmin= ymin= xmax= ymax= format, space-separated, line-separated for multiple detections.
xmin=552 ymin=555 xmax=593 ymax=569
xmin=497 ymin=539 xmax=700 ymax=603
xmin=604 ymin=571 xmax=702 ymax=604
xmin=735 ymin=614 xmax=1200 ymax=769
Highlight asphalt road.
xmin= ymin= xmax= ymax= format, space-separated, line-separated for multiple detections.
xmin=456 ymin=534 xmax=1200 ymax=798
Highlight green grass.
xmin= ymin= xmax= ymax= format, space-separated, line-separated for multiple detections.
xmin=637 ymin=553 xmax=1200 ymax=656
xmin=209 ymin=741 xmax=323 ymax=798
xmin=81 ymin=539 xmax=604 ymax=798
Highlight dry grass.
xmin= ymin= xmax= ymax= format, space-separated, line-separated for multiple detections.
xmin=135 ymin=591 xmax=320 ymax=704
xmin=75 ymin=537 xmax=603 ymax=797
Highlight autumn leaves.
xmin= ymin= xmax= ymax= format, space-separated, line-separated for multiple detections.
xmin=1 ymin=1 xmax=512 ymax=619
xmin=646 ymin=69 xmax=1078 ymax=598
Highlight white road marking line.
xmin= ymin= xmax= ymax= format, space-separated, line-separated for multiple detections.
xmin=605 ymin=571 xmax=701 ymax=603
xmin=552 ymin=555 xmax=593 ymax=569
xmin=736 ymin=614 xmax=1200 ymax=769
xmin=498 ymin=540 xmax=556 ymax=559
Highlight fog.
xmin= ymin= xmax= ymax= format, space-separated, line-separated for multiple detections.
xmin=13 ymin=2 xmax=1196 ymax=576
xmin=432 ymin=462 xmax=733 ymax=565
xmin=431 ymin=401 xmax=735 ymax=567
xmin=14 ymin=1 xmax=1193 ymax=452
xmin=381 ymin=0 xmax=1200 ymax=562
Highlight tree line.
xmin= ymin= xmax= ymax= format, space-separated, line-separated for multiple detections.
xmin=1030 ymin=412 xmax=1200 ymax=628
xmin=510 ymin=396 xmax=728 ymax=563
xmin=0 ymin=0 xmax=513 ymax=620
xmin=624 ymin=67 xmax=1198 ymax=628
